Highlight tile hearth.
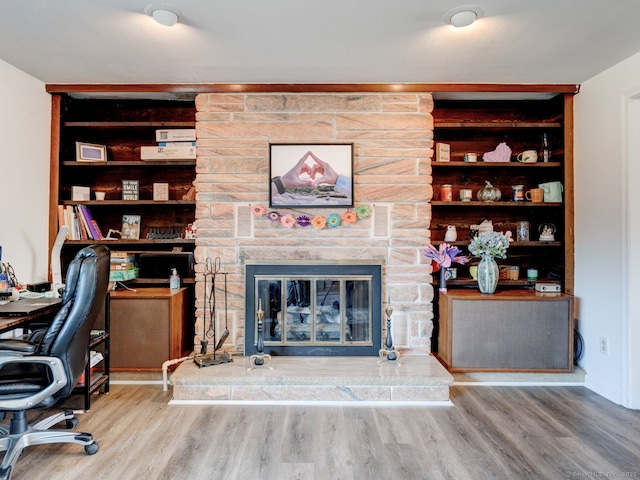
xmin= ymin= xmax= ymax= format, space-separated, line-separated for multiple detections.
xmin=169 ymin=355 xmax=453 ymax=405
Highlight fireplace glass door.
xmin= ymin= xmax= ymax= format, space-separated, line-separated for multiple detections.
xmin=256 ymin=276 xmax=372 ymax=348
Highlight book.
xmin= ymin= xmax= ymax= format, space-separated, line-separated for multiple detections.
xmin=75 ymin=205 xmax=89 ymax=240
xmin=79 ymin=205 xmax=103 ymax=240
xmin=121 ymin=214 xmax=141 ymax=240
xmin=140 ymin=146 xmax=196 ymax=160
xmin=90 ymin=220 xmax=104 ymax=240
xmin=122 ymin=180 xmax=139 ymax=201
xmin=155 ymin=129 xmax=196 ymax=142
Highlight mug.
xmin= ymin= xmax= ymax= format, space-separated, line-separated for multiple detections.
xmin=469 ymin=266 xmax=478 ymax=280
xmin=525 ymin=188 xmax=544 ymax=203
xmin=459 ymin=189 xmax=473 ymax=202
xmin=463 ymin=153 xmax=477 ymax=162
xmin=517 ymin=150 xmax=538 ymax=163
xmin=511 ymin=184 xmax=524 ymax=202
xmin=539 ymin=181 xmax=563 ymax=202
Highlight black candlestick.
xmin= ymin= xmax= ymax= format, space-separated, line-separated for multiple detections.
xmin=249 ymin=298 xmax=272 ymax=370
xmin=378 ymin=297 xmax=400 ymax=363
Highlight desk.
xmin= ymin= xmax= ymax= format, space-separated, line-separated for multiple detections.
xmin=436 ymin=290 xmax=574 ymax=372
xmin=0 ymin=298 xmax=61 ymax=333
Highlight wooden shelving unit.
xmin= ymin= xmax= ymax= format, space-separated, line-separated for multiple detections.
xmin=49 ymin=95 xmax=197 ymax=272
xmin=432 ymin=94 xmax=574 ymax=293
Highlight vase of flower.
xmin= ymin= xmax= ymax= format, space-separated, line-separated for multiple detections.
xmin=477 ymin=254 xmax=499 ymax=294
xmin=423 ymin=243 xmax=470 ymax=294
xmin=468 ymin=231 xmax=510 ymax=294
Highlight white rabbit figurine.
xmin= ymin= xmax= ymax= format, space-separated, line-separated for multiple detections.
xmin=444 ymin=225 xmax=457 ymax=242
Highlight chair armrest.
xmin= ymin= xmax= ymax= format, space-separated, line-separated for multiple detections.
xmin=0 ymin=339 xmax=37 ymax=355
xmin=0 ymin=355 xmax=68 ymax=411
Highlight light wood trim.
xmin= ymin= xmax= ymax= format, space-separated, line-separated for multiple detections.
xmin=47 ymin=94 xmax=62 ymax=281
xmin=45 ymin=83 xmax=581 ymax=95
xmin=563 ymin=93 xmax=575 ymax=295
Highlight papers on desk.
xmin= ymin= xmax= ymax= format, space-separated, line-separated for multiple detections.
xmin=20 ymin=291 xmax=45 ymax=299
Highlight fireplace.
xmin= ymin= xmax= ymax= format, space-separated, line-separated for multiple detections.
xmin=245 ymin=262 xmax=382 ymax=356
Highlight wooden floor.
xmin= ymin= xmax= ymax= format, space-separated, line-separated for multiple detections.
xmin=8 ymin=385 xmax=640 ymax=480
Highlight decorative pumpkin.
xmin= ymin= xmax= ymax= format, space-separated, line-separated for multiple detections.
xmin=477 ymin=180 xmax=502 ymax=202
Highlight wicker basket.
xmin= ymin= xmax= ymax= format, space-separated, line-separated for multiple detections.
xmin=499 ymin=265 xmax=520 ymax=280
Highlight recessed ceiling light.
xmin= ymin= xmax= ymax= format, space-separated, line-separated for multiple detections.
xmin=144 ymin=4 xmax=181 ymax=27
xmin=443 ymin=5 xmax=484 ymax=28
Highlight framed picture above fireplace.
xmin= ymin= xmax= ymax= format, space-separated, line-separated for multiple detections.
xmin=269 ymin=143 xmax=354 ymax=208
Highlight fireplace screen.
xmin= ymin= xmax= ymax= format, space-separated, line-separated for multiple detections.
xmin=256 ymin=276 xmax=372 ymax=346
xmin=245 ymin=263 xmax=382 ymax=356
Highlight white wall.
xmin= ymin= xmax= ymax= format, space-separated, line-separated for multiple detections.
xmin=575 ymin=50 xmax=640 ymax=408
xmin=0 ymin=59 xmax=51 ymax=284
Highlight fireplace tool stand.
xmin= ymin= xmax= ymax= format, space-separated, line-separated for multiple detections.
xmin=248 ymin=299 xmax=273 ymax=370
xmin=195 ymin=257 xmax=232 ymax=368
xmin=378 ymin=298 xmax=401 ymax=364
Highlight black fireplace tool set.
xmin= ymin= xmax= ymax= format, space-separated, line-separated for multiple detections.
xmin=194 ymin=257 xmax=232 ymax=367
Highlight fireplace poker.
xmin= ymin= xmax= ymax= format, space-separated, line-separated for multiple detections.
xmin=214 ymin=270 xmax=229 ymax=351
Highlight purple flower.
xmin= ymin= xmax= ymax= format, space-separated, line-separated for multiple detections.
xmin=267 ymin=211 xmax=281 ymax=222
xmin=423 ymin=243 xmax=470 ymax=268
xmin=297 ymin=215 xmax=311 ymax=227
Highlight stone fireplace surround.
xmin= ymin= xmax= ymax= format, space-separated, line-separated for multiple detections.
xmin=193 ymin=92 xmax=434 ymax=357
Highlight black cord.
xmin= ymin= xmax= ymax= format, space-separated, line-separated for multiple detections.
xmin=574 ymin=327 xmax=584 ymax=365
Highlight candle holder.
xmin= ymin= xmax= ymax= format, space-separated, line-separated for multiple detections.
xmin=248 ymin=299 xmax=273 ymax=370
xmin=378 ymin=298 xmax=400 ymax=363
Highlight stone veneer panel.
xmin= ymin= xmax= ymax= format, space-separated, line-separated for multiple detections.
xmin=194 ymin=93 xmax=434 ymax=355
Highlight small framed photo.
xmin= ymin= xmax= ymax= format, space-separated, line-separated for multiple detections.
xmin=121 ymin=215 xmax=141 ymax=240
xmin=153 ymin=183 xmax=170 ymax=201
xmin=269 ymin=143 xmax=354 ymax=208
xmin=71 ymin=185 xmax=91 ymax=201
xmin=76 ymin=142 xmax=107 ymax=162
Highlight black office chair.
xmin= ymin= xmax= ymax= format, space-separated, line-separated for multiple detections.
xmin=0 ymin=245 xmax=110 ymax=480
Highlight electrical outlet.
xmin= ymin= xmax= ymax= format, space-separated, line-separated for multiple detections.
xmin=599 ymin=336 xmax=609 ymax=355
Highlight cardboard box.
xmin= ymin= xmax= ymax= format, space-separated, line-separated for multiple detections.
xmin=141 ymin=146 xmax=196 ymax=160
xmin=155 ymin=129 xmax=196 ymax=142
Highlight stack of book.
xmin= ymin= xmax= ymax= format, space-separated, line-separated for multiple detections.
xmin=109 ymin=252 xmax=138 ymax=281
xmin=58 ymin=204 xmax=104 ymax=241
xmin=140 ymin=129 xmax=196 ymax=160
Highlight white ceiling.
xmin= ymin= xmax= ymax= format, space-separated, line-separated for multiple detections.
xmin=1 ymin=0 xmax=640 ymax=87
